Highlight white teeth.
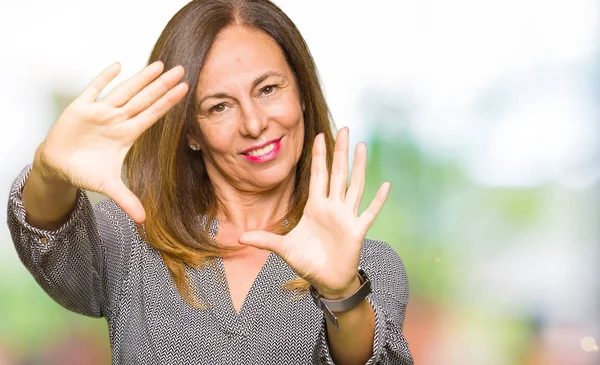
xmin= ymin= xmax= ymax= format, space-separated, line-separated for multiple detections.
xmin=247 ymin=142 xmax=276 ymax=157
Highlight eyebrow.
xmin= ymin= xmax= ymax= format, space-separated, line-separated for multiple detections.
xmin=197 ymin=71 xmax=285 ymax=106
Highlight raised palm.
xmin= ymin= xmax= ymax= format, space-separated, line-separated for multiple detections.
xmin=36 ymin=61 xmax=188 ymax=223
xmin=240 ymin=128 xmax=390 ymax=298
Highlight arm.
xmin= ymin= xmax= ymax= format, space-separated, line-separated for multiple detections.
xmin=7 ymin=61 xmax=187 ymax=316
xmin=238 ymin=130 xmax=413 ymax=363
xmin=321 ymin=289 xmax=376 ymax=364
xmin=7 ymin=164 xmax=134 ymax=318
xmin=313 ymin=239 xmax=413 ymax=365
xmin=21 ymin=150 xmax=79 ymax=231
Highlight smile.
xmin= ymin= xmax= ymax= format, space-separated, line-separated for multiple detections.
xmin=242 ymin=138 xmax=282 ymax=163
xmin=246 ymin=142 xmax=276 ymax=157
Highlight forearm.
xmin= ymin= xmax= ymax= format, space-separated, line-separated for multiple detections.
xmin=314 ymin=241 xmax=414 ymax=365
xmin=8 ymin=165 xmax=110 ymax=317
xmin=22 ymin=160 xmax=78 ymax=231
xmin=324 ymin=282 xmax=376 ymax=365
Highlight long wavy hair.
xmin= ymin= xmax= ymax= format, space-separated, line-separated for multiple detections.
xmin=125 ymin=0 xmax=335 ymax=307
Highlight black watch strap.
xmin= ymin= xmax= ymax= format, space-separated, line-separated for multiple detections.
xmin=309 ymin=268 xmax=372 ymax=329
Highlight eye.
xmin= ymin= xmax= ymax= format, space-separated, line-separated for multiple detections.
xmin=260 ymin=85 xmax=277 ymax=96
xmin=210 ymin=103 xmax=227 ymax=114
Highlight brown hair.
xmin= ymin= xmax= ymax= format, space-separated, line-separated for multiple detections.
xmin=125 ymin=0 xmax=335 ymax=307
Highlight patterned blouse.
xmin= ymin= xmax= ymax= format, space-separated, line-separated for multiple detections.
xmin=7 ymin=165 xmax=413 ymax=364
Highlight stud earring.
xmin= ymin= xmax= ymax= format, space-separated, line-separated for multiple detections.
xmin=190 ymin=144 xmax=199 ymax=151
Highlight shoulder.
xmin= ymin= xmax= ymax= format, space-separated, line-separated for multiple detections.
xmin=360 ymin=238 xmax=407 ymax=274
xmin=359 ymin=238 xmax=409 ymax=305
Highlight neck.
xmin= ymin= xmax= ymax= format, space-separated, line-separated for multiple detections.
xmin=209 ymin=172 xmax=295 ymax=234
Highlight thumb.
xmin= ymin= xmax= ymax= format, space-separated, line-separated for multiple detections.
xmin=103 ymin=180 xmax=146 ymax=224
xmin=239 ymin=231 xmax=285 ymax=255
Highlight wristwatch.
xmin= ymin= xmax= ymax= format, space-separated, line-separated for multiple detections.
xmin=309 ymin=268 xmax=372 ymax=329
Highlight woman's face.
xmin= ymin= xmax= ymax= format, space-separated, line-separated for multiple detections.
xmin=192 ymin=26 xmax=305 ymax=194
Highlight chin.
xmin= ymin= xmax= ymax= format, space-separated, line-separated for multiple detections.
xmin=250 ymin=164 xmax=296 ymax=192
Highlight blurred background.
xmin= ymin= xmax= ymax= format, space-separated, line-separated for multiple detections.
xmin=1 ymin=0 xmax=599 ymax=364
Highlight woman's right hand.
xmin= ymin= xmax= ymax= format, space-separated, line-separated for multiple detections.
xmin=33 ymin=61 xmax=189 ymax=223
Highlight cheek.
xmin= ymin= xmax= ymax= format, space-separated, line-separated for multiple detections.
xmin=295 ymin=121 xmax=305 ymax=156
xmin=199 ymin=123 xmax=237 ymax=155
xmin=287 ymin=113 xmax=305 ymax=160
xmin=263 ymin=93 xmax=303 ymax=128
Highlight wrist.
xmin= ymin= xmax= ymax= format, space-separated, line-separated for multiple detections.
xmin=32 ymin=144 xmax=69 ymax=187
xmin=315 ymin=275 xmax=362 ymax=301
xmin=309 ymin=268 xmax=373 ymax=329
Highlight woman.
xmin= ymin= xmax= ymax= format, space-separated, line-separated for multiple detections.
xmin=8 ymin=0 xmax=413 ymax=364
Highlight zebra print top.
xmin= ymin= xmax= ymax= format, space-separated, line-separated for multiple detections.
xmin=7 ymin=165 xmax=413 ymax=364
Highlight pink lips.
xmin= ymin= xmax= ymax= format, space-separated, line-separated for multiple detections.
xmin=242 ymin=138 xmax=282 ymax=163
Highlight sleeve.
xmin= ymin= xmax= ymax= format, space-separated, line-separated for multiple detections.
xmin=312 ymin=239 xmax=414 ymax=365
xmin=6 ymin=164 xmax=135 ymax=319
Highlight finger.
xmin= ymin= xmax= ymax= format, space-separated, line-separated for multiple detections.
xmin=239 ymin=231 xmax=285 ymax=255
xmin=100 ymin=61 xmax=164 ymax=107
xmin=328 ymin=127 xmax=349 ymax=201
xmin=345 ymin=142 xmax=367 ymax=215
xmin=309 ymin=133 xmax=328 ymax=200
xmin=129 ymin=82 xmax=189 ymax=133
xmin=358 ymin=182 xmax=391 ymax=230
xmin=102 ymin=180 xmax=146 ymax=223
xmin=80 ymin=62 xmax=122 ymax=101
xmin=121 ymin=65 xmax=185 ymax=118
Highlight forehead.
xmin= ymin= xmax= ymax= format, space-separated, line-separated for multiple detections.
xmin=197 ymin=26 xmax=291 ymax=92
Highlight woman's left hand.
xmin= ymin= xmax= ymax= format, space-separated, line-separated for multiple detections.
xmin=239 ymin=127 xmax=390 ymax=299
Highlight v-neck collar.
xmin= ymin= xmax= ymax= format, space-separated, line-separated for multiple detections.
xmin=205 ymin=250 xmax=279 ymax=336
xmin=199 ymin=216 xmax=288 ymax=335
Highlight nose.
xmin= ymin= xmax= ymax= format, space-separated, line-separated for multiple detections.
xmin=239 ymin=99 xmax=268 ymax=138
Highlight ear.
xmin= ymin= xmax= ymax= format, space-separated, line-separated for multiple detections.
xmin=187 ymin=135 xmax=201 ymax=151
